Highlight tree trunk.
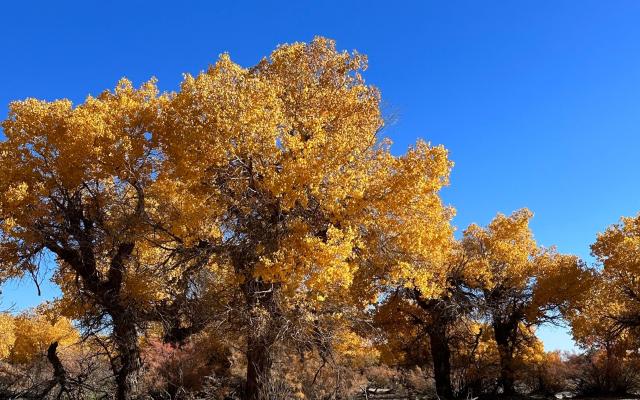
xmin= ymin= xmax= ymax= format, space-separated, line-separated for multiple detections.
xmin=493 ymin=322 xmax=516 ymax=396
xmin=604 ymin=342 xmax=619 ymax=394
xmin=242 ymin=278 xmax=279 ymax=400
xmin=112 ymin=311 xmax=141 ymax=400
xmin=245 ymin=334 xmax=274 ymax=400
xmin=428 ymin=324 xmax=454 ymax=400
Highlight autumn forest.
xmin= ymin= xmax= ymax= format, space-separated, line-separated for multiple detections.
xmin=0 ymin=38 xmax=639 ymax=400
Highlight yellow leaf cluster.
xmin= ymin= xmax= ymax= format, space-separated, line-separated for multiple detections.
xmin=568 ymin=213 xmax=640 ymax=348
xmin=463 ymin=209 xmax=537 ymax=290
xmin=0 ymin=308 xmax=79 ymax=364
xmin=152 ymin=37 xmax=455 ymax=304
xmin=0 ymin=313 xmax=16 ymax=359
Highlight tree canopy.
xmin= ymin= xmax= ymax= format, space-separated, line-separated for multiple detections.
xmin=0 ymin=37 xmax=634 ymax=400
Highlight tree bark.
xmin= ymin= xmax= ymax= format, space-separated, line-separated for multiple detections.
xmin=242 ymin=277 xmax=280 ymax=400
xmin=413 ymin=292 xmax=456 ymax=400
xmin=493 ymin=321 xmax=517 ymax=396
xmin=428 ymin=323 xmax=454 ymax=400
xmin=245 ymin=333 xmax=274 ymax=400
xmin=112 ymin=310 xmax=141 ymax=400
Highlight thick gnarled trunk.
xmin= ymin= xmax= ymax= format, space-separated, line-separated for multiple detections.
xmin=428 ymin=323 xmax=454 ymax=400
xmin=493 ymin=321 xmax=517 ymax=396
xmin=112 ymin=310 xmax=141 ymax=400
xmin=242 ymin=279 xmax=279 ymax=400
xmin=245 ymin=334 xmax=274 ymax=400
xmin=414 ymin=293 xmax=455 ymax=400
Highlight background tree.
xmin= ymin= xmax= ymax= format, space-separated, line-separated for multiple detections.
xmin=462 ymin=209 xmax=587 ymax=395
xmin=0 ymin=313 xmax=15 ymax=360
xmin=566 ymin=279 xmax=640 ymax=396
xmin=8 ymin=309 xmax=78 ymax=365
xmin=564 ymin=213 xmax=640 ymax=396
xmin=590 ymin=213 xmax=640 ymax=333
xmin=375 ymin=243 xmax=472 ymax=400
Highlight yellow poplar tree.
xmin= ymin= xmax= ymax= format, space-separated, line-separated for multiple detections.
xmin=155 ymin=37 xmax=454 ymax=399
xmin=565 ymin=213 xmax=640 ymax=393
xmin=462 ymin=209 xmax=587 ymax=395
xmin=0 ymin=79 xmax=210 ymax=399
xmin=590 ymin=213 xmax=640 ymax=333
xmin=374 ymin=242 xmax=468 ymax=400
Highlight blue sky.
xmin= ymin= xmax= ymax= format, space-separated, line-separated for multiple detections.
xmin=2 ymin=1 xmax=640 ymax=352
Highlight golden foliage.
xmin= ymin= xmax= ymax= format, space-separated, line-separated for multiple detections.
xmin=463 ymin=209 xmax=588 ymax=324
xmin=153 ymin=36 xmax=454 ymax=306
xmin=0 ymin=313 xmax=16 ymax=360
xmin=0 ymin=308 xmax=79 ymax=364
xmin=1 ymin=35 xmax=626 ymax=398
xmin=566 ymin=214 xmax=640 ymax=349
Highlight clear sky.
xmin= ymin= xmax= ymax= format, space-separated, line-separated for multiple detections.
xmin=1 ymin=1 xmax=640 ymax=352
